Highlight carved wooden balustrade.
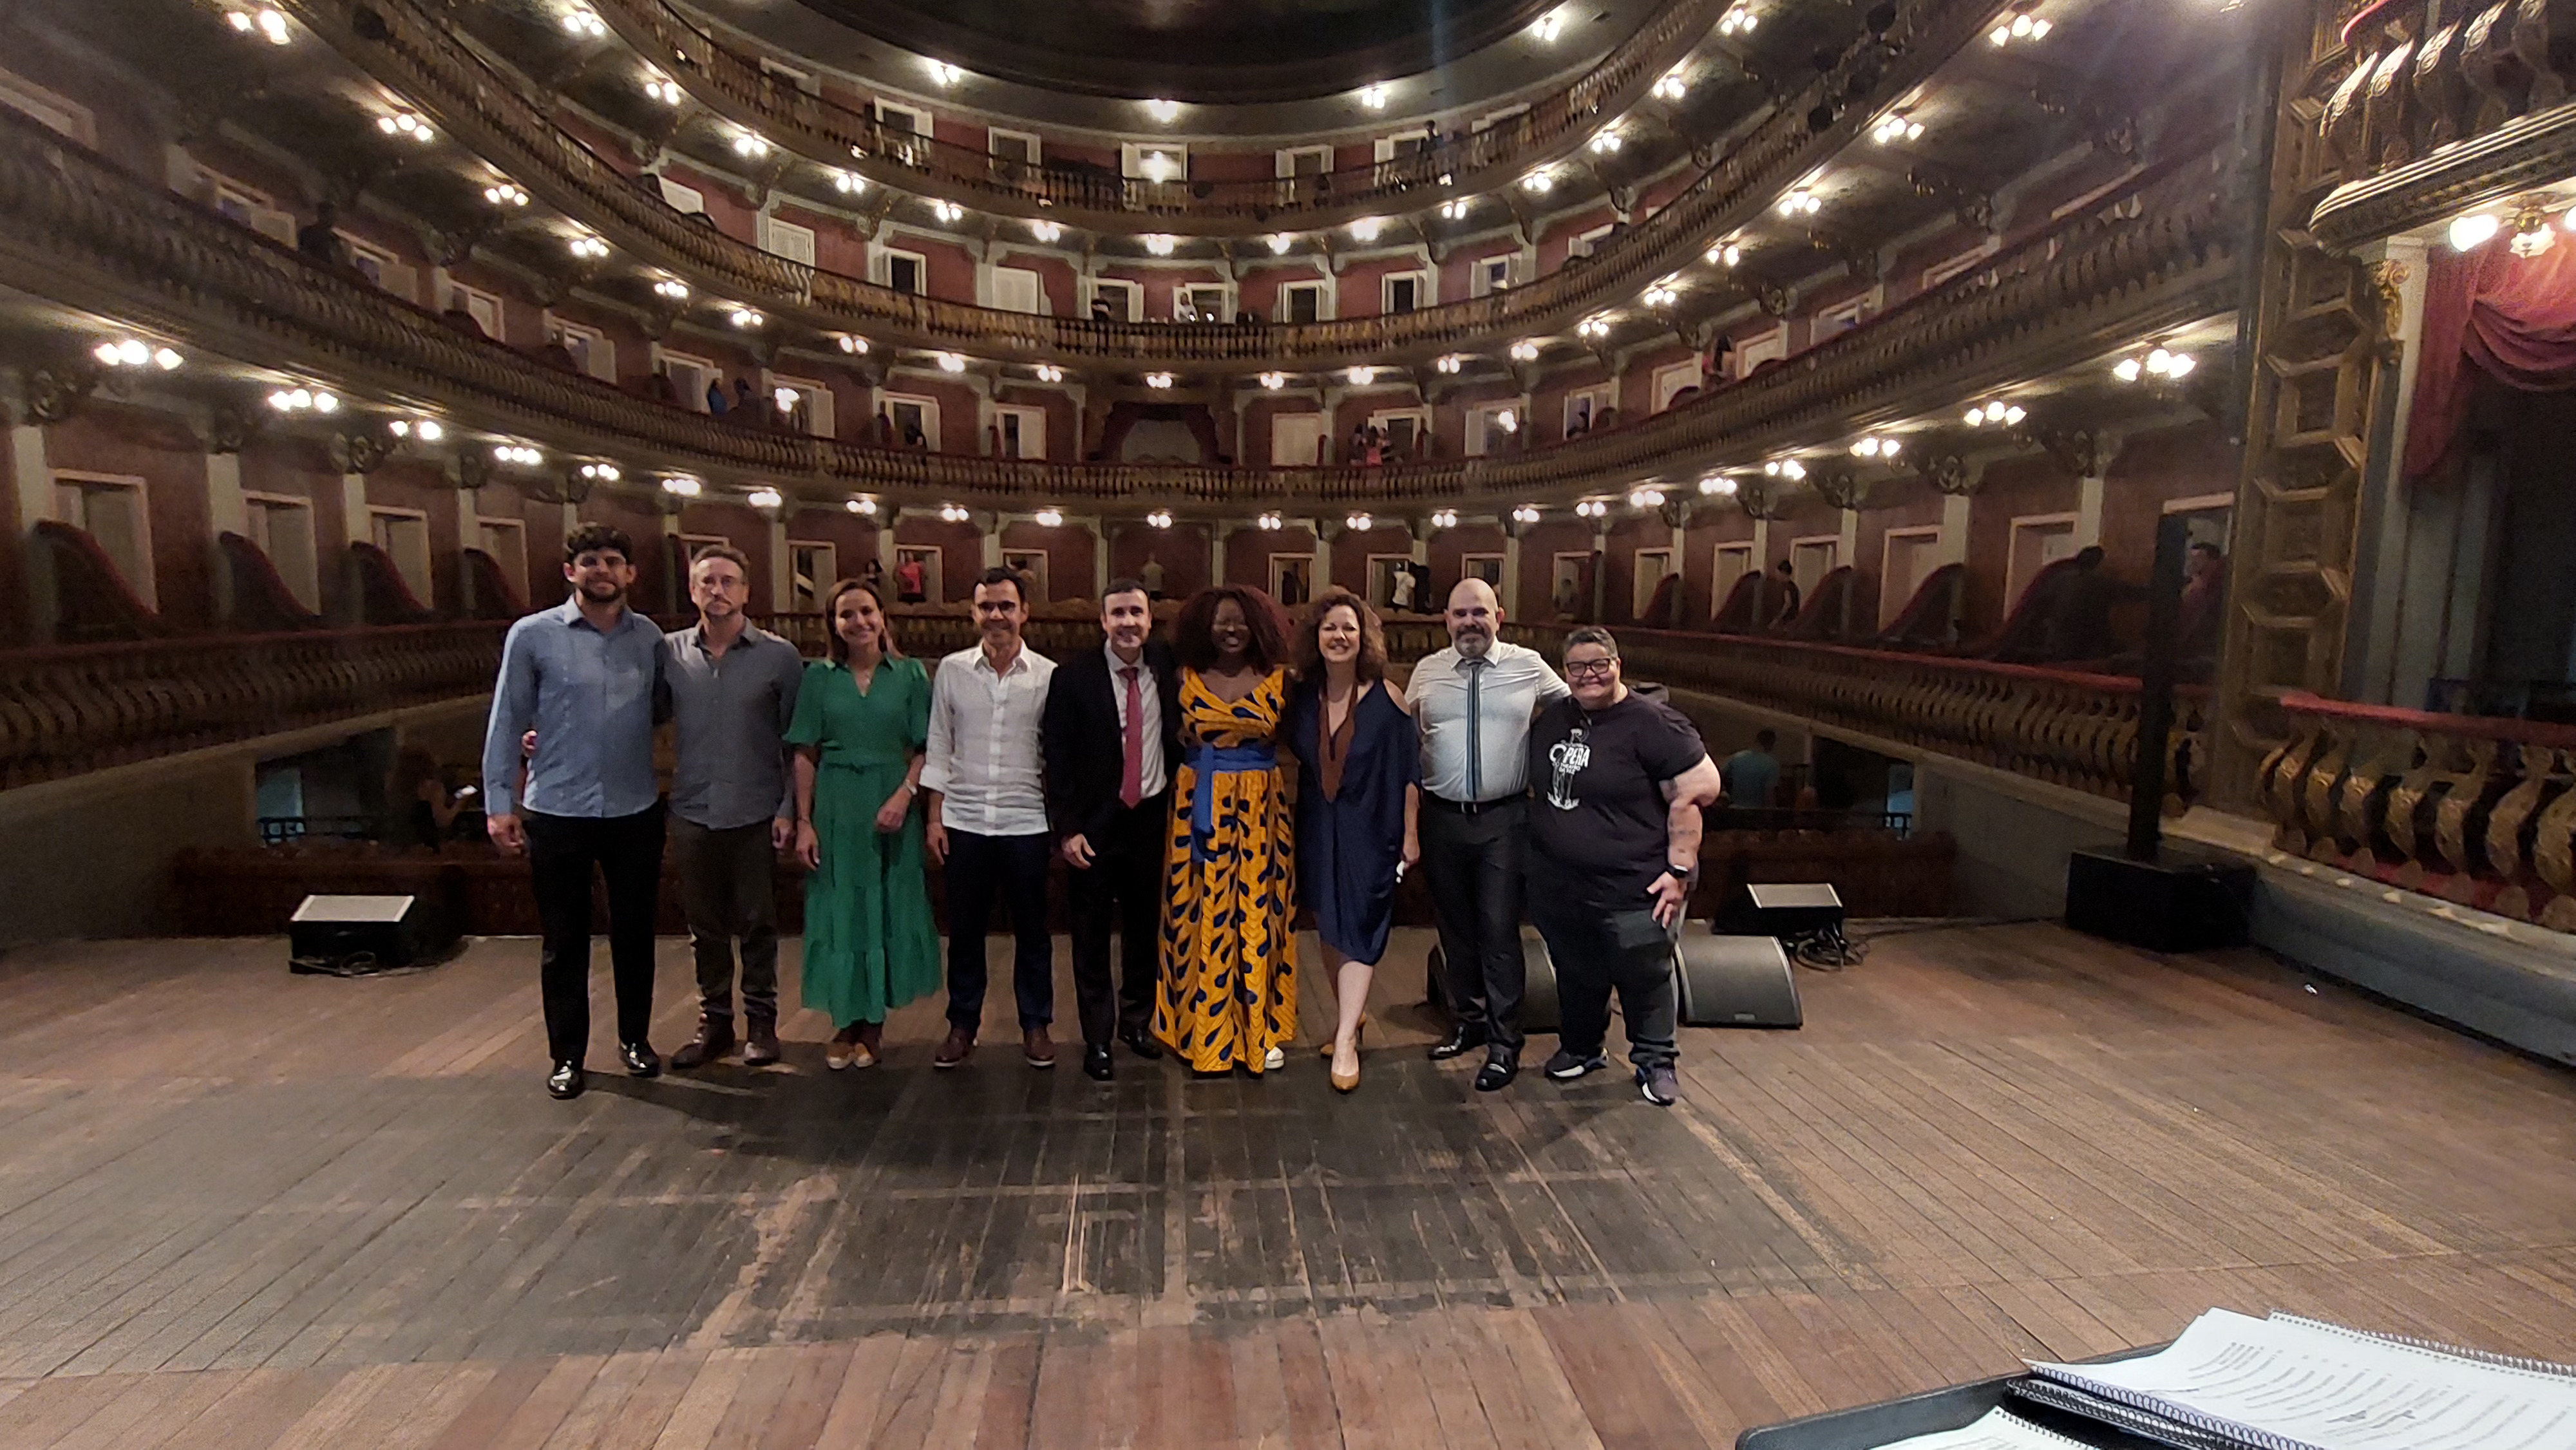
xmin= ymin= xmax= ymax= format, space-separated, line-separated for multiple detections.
xmin=2309 ymin=0 xmax=2576 ymax=248
xmin=0 ymin=623 xmax=506 ymax=790
xmin=1509 ymin=623 xmax=2206 ymax=809
xmin=2258 ymin=691 xmax=2576 ymax=928
xmin=287 ymin=0 xmax=1998 ymax=368
xmin=0 ymin=108 xmax=2240 ymax=512
xmin=595 ymin=0 xmax=1719 ymax=234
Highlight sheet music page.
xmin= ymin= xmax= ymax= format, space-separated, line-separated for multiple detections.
xmin=1871 ymin=1407 xmax=2093 ymax=1450
xmin=2029 ymin=1308 xmax=2576 ymax=1450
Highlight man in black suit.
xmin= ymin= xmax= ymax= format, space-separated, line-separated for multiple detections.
xmin=1041 ymin=579 xmax=1180 ymax=1080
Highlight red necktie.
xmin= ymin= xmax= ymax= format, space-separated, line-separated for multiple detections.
xmin=1119 ymin=666 xmax=1145 ymax=809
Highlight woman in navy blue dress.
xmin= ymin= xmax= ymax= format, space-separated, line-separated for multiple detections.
xmin=1287 ymin=588 xmax=1420 ymax=1093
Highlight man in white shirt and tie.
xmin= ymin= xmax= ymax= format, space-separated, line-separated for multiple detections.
xmin=924 ymin=567 xmax=1061 ymax=1070
xmin=1041 ymin=580 xmax=1181 ymax=1081
xmin=1406 ymin=578 xmax=1571 ymax=1091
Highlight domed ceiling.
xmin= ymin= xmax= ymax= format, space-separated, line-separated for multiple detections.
xmin=786 ymin=0 xmax=1563 ymax=104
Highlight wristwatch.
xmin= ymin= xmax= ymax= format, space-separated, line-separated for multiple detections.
xmin=1667 ymin=861 xmax=1698 ymax=880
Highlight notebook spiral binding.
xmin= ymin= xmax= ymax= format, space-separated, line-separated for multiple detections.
xmin=2005 ymin=1378 xmax=2315 ymax=1450
xmin=2271 ymin=1314 xmax=2576 ymax=1382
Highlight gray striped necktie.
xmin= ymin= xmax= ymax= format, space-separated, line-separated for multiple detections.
xmin=1464 ymin=657 xmax=1488 ymax=801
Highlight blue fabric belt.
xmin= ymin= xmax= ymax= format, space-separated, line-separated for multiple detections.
xmin=1188 ymin=742 xmax=1276 ymax=863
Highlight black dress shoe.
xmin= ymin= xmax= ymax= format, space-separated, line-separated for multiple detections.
xmin=1428 ymin=1022 xmax=1490 ymax=1060
xmin=668 ymin=1020 xmax=734 ymax=1071
xmin=1474 ymin=1053 xmax=1519 ymax=1093
xmin=547 ymin=1062 xmax=585 ymax=1100
xmin=619 ymin=1040 xmax=661 ymax=1078
xmin=1118 ymin=1026 xmax=1164 ymax=1060
xmin=1083 ymin=1046 xmax=1114 ymax=1082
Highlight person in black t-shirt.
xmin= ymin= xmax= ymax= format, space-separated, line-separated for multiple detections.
xmin=1524 ymin=627 xmax=1724 ymax=1106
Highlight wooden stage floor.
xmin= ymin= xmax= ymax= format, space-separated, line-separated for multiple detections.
xmin=0 ymin=922 xmax=2568 ymax=1447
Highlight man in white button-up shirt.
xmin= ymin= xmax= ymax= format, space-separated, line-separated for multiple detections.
xmin=1405 ymin=578 xmax=1570 ymax=1091
xmin=923 ymin=567 xmax=1061 ymax=1071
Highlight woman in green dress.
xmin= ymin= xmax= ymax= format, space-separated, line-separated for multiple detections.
xmin=790 ymin=578 xmax=940 ymax=1068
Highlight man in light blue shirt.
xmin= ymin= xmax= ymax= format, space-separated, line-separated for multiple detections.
xmin=1723 ymin=729 xmax=1784 ymax=815
xmin=483 ymin=522 xmax=667 ymax=1101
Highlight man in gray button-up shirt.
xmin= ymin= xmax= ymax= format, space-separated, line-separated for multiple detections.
xmin=660 ymin=543 xmax=806 ymax=1071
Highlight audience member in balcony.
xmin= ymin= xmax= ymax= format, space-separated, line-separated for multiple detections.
xmin=1141 ymin=556 xmax=1166 ymax=601
xmin=1041 ymin=579 xmax=1181 ymax=1082
xmin=392 ymin=746 xmax=469 ymax=849
xmin=872 ymin=407 xmax=896 ymax=447
xmin=1388 ymin=562 xmax=1417 ymax=614
xmin=295 ymin=200 xmax=351 ymax=271
xmin=2177 ymin=541 xmax=2225 ymax=660
xmin=646 ymin=365 xmax=679 ymax=406
xmin=1554 ymin=574 xmax=1582 ymax=622
xmin=1090 ymin=296 xmax=1115 ymax=325
xmin=1722 ymin=729 xmax=1783 ymax=815
xmin=860 ymin=556 xmax=886 ymax=595
xmin=661 ymin=544 xmax=809 ymax=1073
xmin=1155 ymin=585 xmax=1299 ymax=1076
xmin=1285 ymin=590 xmax=1420 ymax=1095
xmin=538 ymin=331 xmax=579 ymax=373
xmin=902 ymin=419 xmax=928 ymax=450
xmin=734 ymin=379 xmax=757 ymax=417
xmin=705 ymin=379 xmax=730 ymax=416
xmin=1567 ymin=399 xmax=1593 ymax=438
xmin=482 ymin=522 xmax=667 ymax=1102
xmin=439 ymin=303 xmax=486 ymax=339
xmin=1769 ymin=560 xmax=1802 ymax=628
xmin=1408 ymin=578 xmax=1571 ymax=1092
xmin=923 ymin=567 xmax=1061 ymax=1071
xmin=1528 ymin=628 xmax=1723 ymax=1108
xmin=894 ymin=554 xmax=927 ymax=604
xmin=790 ymin=578 xmax=938 ymax=1072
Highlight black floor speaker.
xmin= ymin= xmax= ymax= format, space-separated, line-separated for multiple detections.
xmin=1675 ymin=934 xmax=1804 ymax=1028
xmin=1425 ymin=926 xmax=1563 ymax=1033
xmin=288 ymin=893 xmax=453 ymax=972
xmin=2064 ymin=847 xmax=2255 ymax=954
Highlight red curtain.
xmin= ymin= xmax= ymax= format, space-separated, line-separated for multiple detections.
xmin=2403 ymin=240 xmax=2576 ymax=479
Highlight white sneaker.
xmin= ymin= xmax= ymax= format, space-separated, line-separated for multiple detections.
xmin=1264 ymin=1046 xmax=1285 ymax=1071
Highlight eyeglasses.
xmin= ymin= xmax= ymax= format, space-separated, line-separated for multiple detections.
xmin=1564 ymin=658 xmax=1617 ymax=679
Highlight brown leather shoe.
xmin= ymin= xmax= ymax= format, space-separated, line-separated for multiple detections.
xmin=743 ymin=1017 xmax=781 ymax=1068
xmin=668 ymin=1019 xmax=734 ymax=1070
xmin=933 ymin=1026 xmax=975 ymax=1069
xmin=1023 ymin=1026 xmax=1057 ymax=1069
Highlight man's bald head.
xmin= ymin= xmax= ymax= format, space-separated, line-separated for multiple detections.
xmin=1446 ymin=577 xmax=1502 ymax=658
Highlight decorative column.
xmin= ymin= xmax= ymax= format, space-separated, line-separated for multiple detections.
xmin=768 ymin=513 xmax=793 ymax=613
xmin=1500 ymin=514 xmax=1524 ymax=618
xmin=328 ymin=429 xmax=396 ymax=623
xmin=200 ymin=404 xmax=253 ymax=623
xmin=978 ymin=512 xmax=1003 ymax=572
xmin=1208 ymin=519 xmax=1229 ymax=590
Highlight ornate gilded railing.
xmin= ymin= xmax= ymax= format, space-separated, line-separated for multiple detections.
xmin=2258 ymin=692 xmax=2576 ymax=929
xmin=0 ymin=622 xmax=506 ymax=790
xmin=0 ymin=110 xmax=2233 ymax=509
xmin=1510 ymin=622 xmax=2206 ymax=809
xmin=2309 ymin=0 xmax=2576 ymax=248
xmin=602 ymin=0 xmax=1718 ymax=233
xmin=290 ymin=0 xmax=1996 ymax=367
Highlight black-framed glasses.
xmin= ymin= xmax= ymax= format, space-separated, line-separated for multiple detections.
xmin=1564 ymin=658 xmax=1618 ymax=679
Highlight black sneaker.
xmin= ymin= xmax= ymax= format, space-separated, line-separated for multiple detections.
xmin=1637 ymin=1063 xmax=1678 ymax=1107
xmin=1542 ymin=1049 xmax=1607 ymax=1081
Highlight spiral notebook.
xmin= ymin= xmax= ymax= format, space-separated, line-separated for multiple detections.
xmin=2016 ymin=1308 xmax=2576 ymax=1450
xmin=1870 ymin=1408 xmax=2100 ymax=1450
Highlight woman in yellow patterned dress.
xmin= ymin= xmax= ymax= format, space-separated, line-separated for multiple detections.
xmin=1155 ymin=585 xmax=1300 ymax=1076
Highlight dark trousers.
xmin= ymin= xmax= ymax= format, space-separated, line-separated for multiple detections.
xmin=1529 ymin=890 xmax=1679 ymax=1070
xmin=525 ymin=803 xmax=665 ymax=1066
xmin=670 ymin=816 xmax=778 ymax=1028
xmin=1066 ymin=793 xmax=1168 ymax=1047
xmin=945 ymin=830 xmax=1055 ymax=1031
xmin=1421 ymin=797 xmax=1530 ymax=1054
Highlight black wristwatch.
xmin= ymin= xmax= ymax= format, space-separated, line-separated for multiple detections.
xmin=1666 ymin=861 xmax=1698 ymax=880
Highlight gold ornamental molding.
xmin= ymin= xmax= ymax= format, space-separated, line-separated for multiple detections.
xmin=284 ymin=0 xmax=2002 ymax=369
xmin=0 ymin=109 xmax=2235 ymax=513
xmin=2310 ymin=100 xmax=2576 ymax=251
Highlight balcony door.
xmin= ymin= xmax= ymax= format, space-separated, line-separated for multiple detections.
xmin=1271 ymin=413 xmax=1325 ymax=467
xmin=1790 ymin=537 xmax=1840 ymax=602
xmin=2006 ymin=514 xmax=2078 ymax=616
xmin=1713 ymin=543 xmax=1754 ymax=616
xmin=1880 ymin=526 xmax=1942 ymax=627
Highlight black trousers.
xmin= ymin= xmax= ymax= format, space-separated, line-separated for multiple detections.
xmin=945 ymin=830 xmax=1055 ymax=1031
xmin=1420 ymin=797 xmax=1530 ymax=1053
xmin=1065 ymin=793 xmax=1168 ymax=1047
xmin=525 ymin=804 xmax=665 ymax=1066
xmin=670 ymin=816 xmax=778 ymax=1027
xmin=1530 ymin=890 xmax=1679 ymax=1069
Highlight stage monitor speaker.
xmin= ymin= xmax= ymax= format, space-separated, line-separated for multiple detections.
xmin=1674 ymin=933 xmax=1803 ymax=1028
xmin=1425 ymin=926 xmax=1562 ymax=1034
xmin=288 ymin=894 xmax=451 ymax=972
xmin=1738 ymin=882 xmax=1845 ymax=938
xmin=2065 ymin=847 xmax=2253 ymax=954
